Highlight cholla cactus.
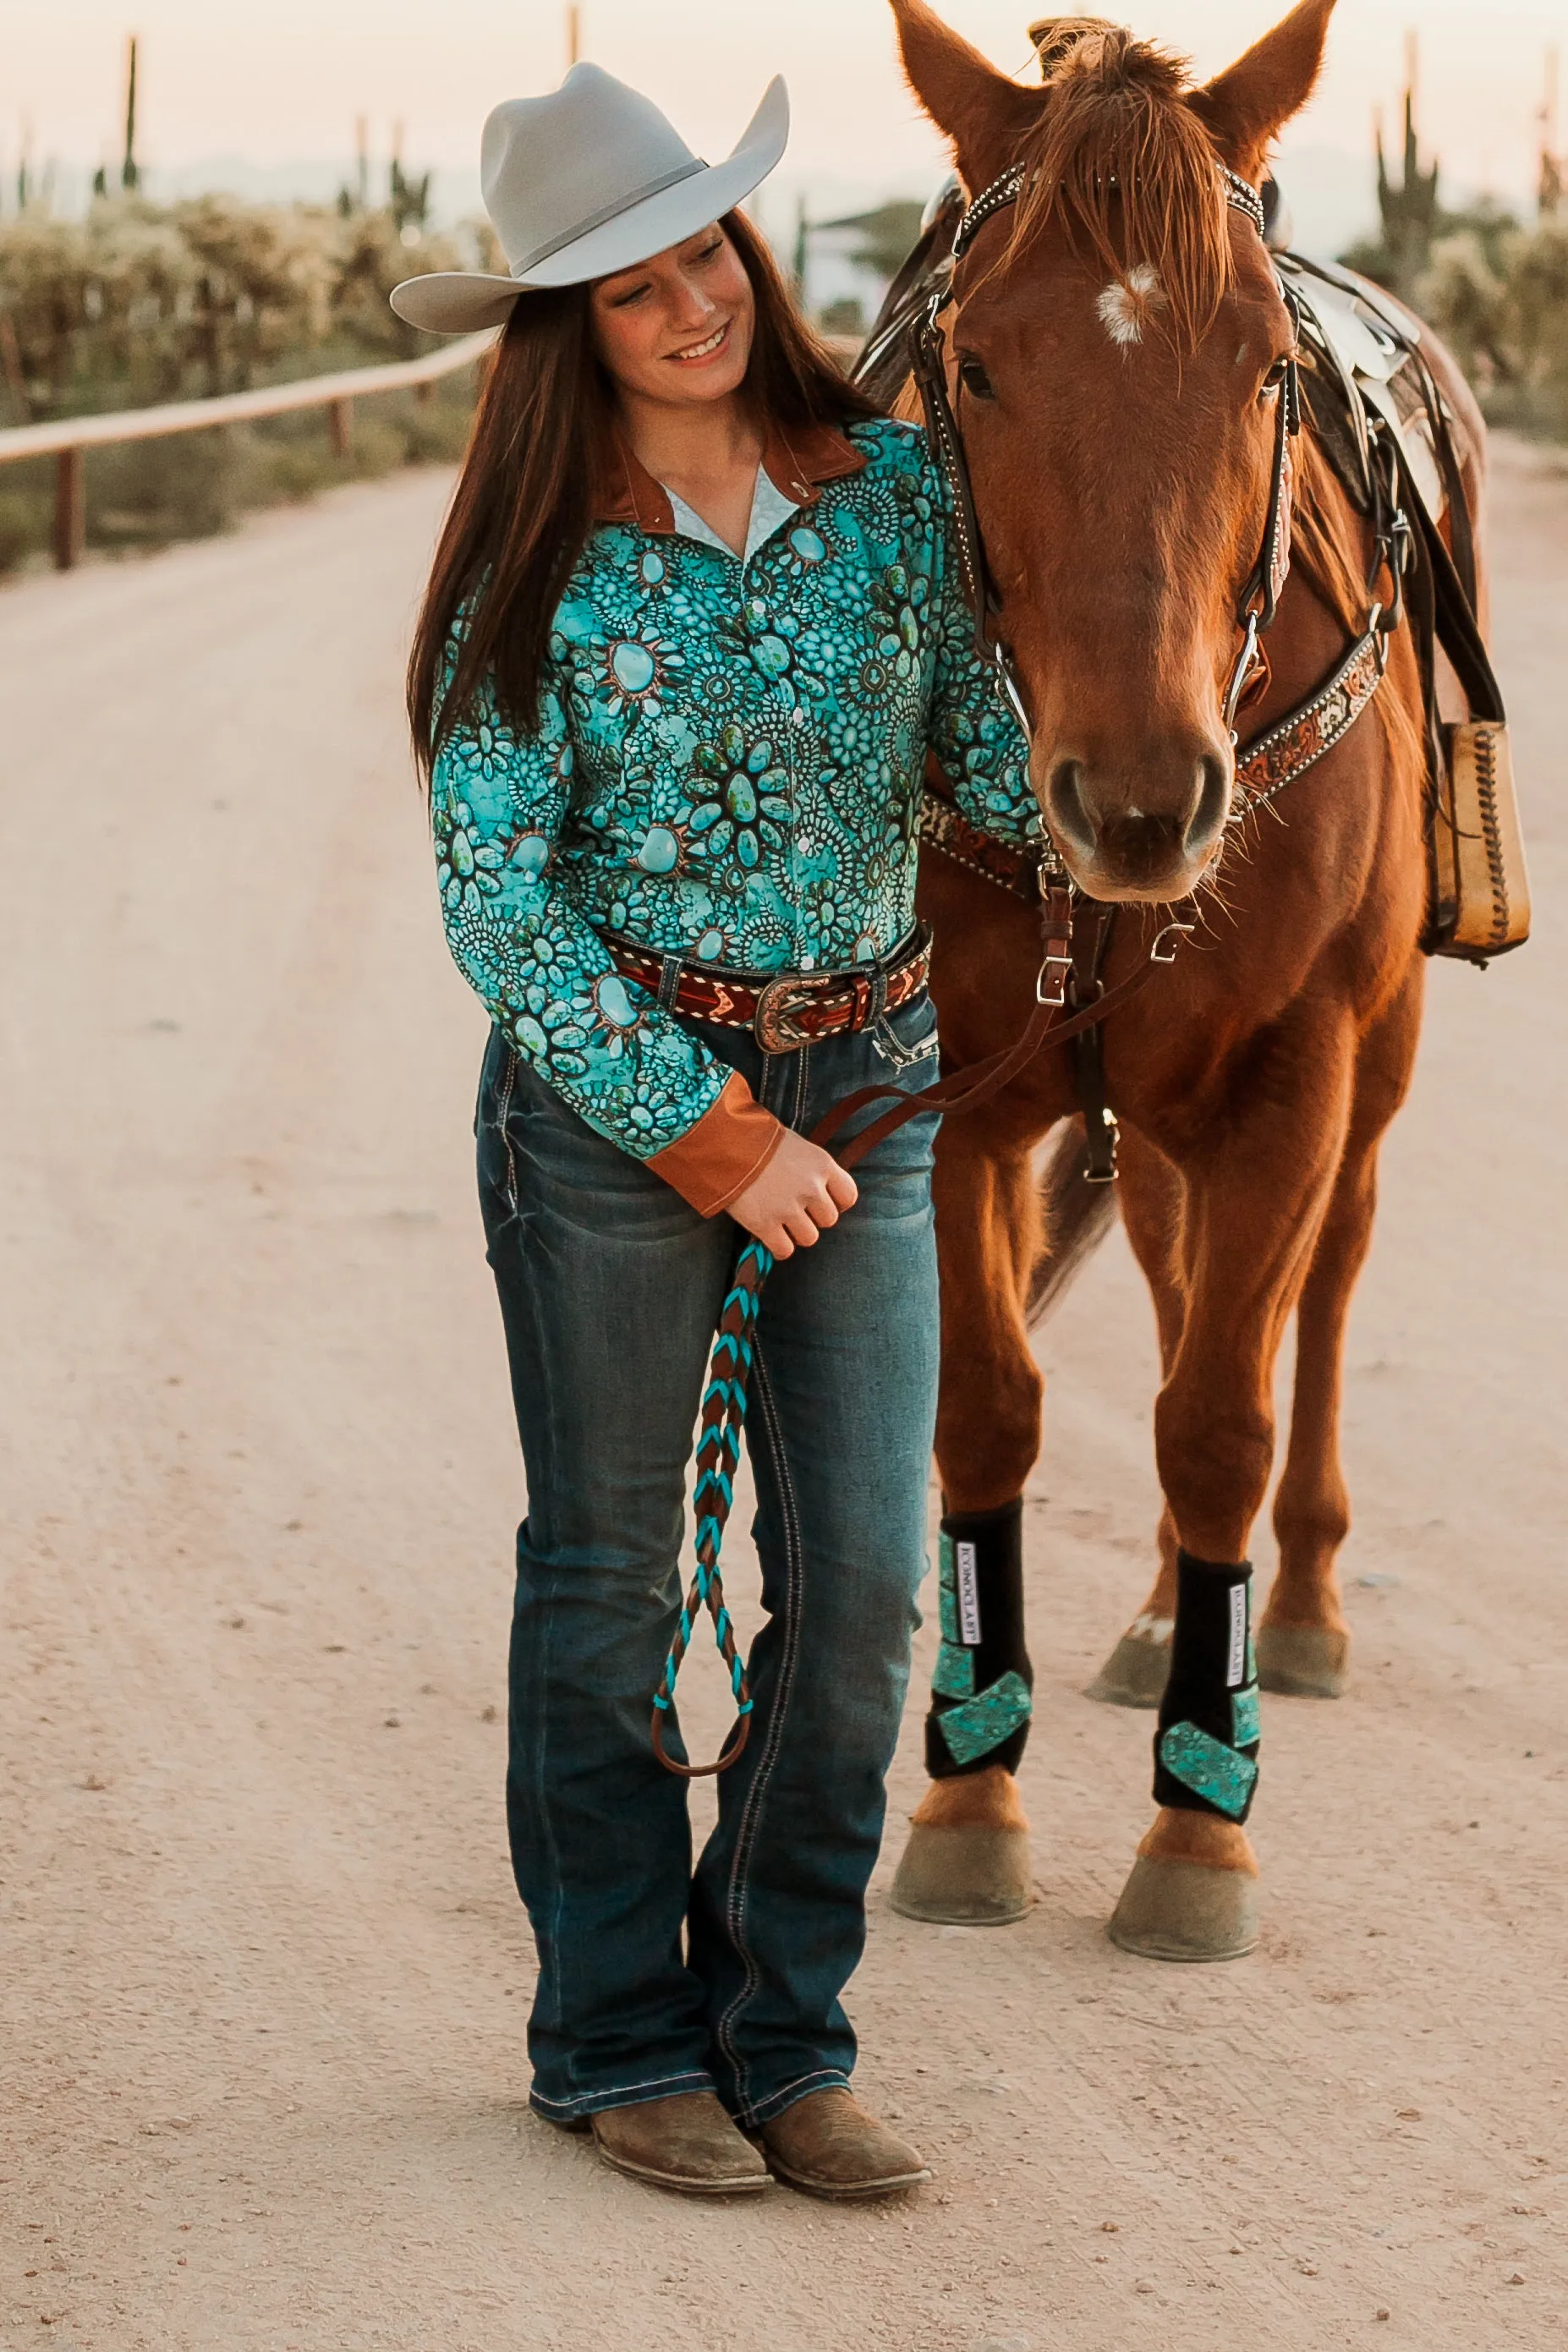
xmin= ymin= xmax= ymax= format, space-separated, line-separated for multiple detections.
xmin=1505 ymin=222 xmax=1568 ymax=399
xmin=0 ymin=184 xmax=487 ymax=421
xmin=170 ymin=195 xmax=337 ymax=393
xmin=1416 ymin=233 xmax=1510 ymax=390
xmin=327 ymin=208 xmax=467 ymax=359
xmin=0 ymin=215 xmax=95 ymax=414
xmin=1417 ymin=219 xmax=1568 ymax=430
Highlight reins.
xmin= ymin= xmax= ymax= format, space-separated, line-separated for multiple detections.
xmin=650 ymin=1240 xmax=769 ymax=1777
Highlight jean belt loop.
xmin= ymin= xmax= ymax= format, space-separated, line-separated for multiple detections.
xmin=868 ymin=960 xmax=890 ymax=1025
xmin=656 ymin=952 xmax=684 ymax=1012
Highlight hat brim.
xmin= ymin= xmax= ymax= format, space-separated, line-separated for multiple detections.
xmin=391 ymin=74 xmax=788 ymax=336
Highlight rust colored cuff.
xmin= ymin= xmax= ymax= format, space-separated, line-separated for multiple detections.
xmin=648 ymin=1071 xmax=787 ymax=1218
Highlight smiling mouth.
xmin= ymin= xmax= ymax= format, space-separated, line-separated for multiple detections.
xmin=669 ymin=321 xmax=731 ymax=364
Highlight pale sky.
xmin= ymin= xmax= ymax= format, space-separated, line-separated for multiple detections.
xmin=0 ymin=0 xmax=1552 ymax=213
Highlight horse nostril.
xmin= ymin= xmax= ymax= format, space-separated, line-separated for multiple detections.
xmin=1184 ymin=753 xmax=1232 ymax=854
xmin=1045 ymin=758 xmax=1094 ymax=853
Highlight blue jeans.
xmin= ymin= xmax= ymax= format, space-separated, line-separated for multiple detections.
xmin=475 ymin=994 xmax=941 ymax=2128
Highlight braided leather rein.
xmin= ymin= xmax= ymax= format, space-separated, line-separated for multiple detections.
xmin=650 ymin=1240 xmax=769 ymax=1777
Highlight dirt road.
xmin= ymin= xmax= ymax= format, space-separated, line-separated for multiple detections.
xmin=2 ymin=442 xmax=1564 ymax=2352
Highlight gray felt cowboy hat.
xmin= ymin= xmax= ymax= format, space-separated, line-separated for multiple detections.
xmin=390 ymin=63 xmax=790 ymax=335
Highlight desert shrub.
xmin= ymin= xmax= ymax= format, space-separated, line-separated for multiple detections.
xmin=0 ymin=485 xmax=48 ymax=571
xmin=1417 ymin=219 xmax=1568 ymax=437
xmin=1416 ymin=233 xmax=1510 ymax=387
xmin=0 ymin=190 xmax=485 ymax=571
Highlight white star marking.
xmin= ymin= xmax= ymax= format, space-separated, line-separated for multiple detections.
xmin=1096 ymin=264 xmax=1167 ymax=348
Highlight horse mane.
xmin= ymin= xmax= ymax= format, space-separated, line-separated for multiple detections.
xmin=1006 ymin=21 xmax=1231 ymax=348
xmin=1291 ymin=431 xmax=1363 ymax=637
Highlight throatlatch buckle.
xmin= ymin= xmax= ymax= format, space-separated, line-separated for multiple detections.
xmin=753 ymin=974 xmax=822 ymax=1053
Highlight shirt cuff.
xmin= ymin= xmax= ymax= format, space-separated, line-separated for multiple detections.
xmin=647 ymin=1070 xmax=787 ymax=1217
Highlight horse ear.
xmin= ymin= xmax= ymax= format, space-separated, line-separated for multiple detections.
xmin=1189 ymin=0 xmax=1337 ymax=184
xmin=889 ymin=0 xmax=1042 ymax=188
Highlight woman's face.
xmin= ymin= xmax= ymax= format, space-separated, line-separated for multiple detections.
xmin=589 ymin=223 xmax=754 ymax=408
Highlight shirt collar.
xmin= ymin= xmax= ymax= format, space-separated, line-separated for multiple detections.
xmin=590 ymin=418 xmax=867 ymax=535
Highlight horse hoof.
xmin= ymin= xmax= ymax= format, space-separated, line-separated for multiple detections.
xmin=889 ymin=1823 xmax=1033 ymax=1925
xmin=1256 ymin=1622 xmax=1349 ymax=1698
xmin=1085 ymin=1624 xmax=1171 ymax=1708
xmin=1106 ymin=1856 xmax=1259 ymax=1961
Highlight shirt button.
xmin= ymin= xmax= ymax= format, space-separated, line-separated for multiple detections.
xmin=800 ymin=953 xmax=815 ymax=971
xmin=792 ymin=708 xmax=806 ymax=728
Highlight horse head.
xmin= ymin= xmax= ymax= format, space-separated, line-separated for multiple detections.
xmin=892 ymin=0 xmax=1337 ymax=902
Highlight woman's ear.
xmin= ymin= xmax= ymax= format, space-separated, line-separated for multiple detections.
xmin=1187 ymin=0 xmax=1337 ymax=186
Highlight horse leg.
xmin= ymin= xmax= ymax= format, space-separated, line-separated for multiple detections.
xmin=1108 ymin=1022 xmax=1355 ymax=1961
xmin=891 ymin=1120 xmax=1044 ymax=1927
xmin=1086 ymin=1128 xmax=1187 ymax=1707
xmin=1259 ymin=961 xmax=1425 ymax=1696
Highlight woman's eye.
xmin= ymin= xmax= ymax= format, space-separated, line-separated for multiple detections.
xmin=611 ymin=284 xmax=650 ymax=308
xmin=958 ymin=354 xmax=995 ymax=400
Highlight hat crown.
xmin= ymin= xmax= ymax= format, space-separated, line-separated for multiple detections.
xmin=481 ymin=63 xmax=705 ymax=281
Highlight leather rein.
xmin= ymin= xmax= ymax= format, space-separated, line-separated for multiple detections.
xmin=811 ymin=157 xmax=1410 ymax=1174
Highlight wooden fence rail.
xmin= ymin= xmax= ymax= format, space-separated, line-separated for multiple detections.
xmin=0 ymin=329 xmax=496 ymax=570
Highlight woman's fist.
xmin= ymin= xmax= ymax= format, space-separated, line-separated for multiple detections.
xmin=730 ymin=1127 xmax=858 ymax=1258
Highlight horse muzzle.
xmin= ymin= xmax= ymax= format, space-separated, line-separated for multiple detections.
xmin=1040 ymin=743 xmax=1232 ymax=902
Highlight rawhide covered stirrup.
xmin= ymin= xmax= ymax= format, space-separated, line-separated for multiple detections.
xmin=926 ymin=1499 xmax=1033 ymax=1777
xmin=1153 ymin=1551 xmax=1261 ymax=1823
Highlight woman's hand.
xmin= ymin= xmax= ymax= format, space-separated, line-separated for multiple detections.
xmin=730 ymin=1130 xmax=858 ymax=1259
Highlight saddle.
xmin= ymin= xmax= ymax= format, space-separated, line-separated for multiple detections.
xmin=858 ymin=178 xmax=1530 ymax=966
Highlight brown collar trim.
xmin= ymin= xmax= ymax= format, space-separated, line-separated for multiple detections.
xmin=591 ymin=418 xmax=867 ymax=535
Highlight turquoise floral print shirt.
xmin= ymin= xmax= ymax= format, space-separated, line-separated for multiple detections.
xmin=432 ymin=414 xmax=1037 ymax=1187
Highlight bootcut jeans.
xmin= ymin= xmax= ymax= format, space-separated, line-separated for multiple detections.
xmin=474 ymin=990 xmax=941 ymax=2129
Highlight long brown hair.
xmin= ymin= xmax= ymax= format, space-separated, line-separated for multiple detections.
xmin=407 ymin=208 xmax=882 ymax=776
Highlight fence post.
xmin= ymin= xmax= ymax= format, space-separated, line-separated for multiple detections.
xmin=328 ymin=397 xmax=354 ymax=458
xmin=54 ymin=446 xmax=85 ymax=570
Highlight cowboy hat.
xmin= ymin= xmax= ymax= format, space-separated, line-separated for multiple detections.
xmin=390 ymin=62 xmax=789 ymax=335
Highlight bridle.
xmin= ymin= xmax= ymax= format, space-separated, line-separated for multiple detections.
xmin=912 ymin=160 xmax=1306 ymax=784
xmin=894 ymin=151 xmax=1409 ymax=1184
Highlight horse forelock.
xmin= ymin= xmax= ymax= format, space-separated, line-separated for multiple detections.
xmin=1003 ymin=25 xmax=1232 ymax=348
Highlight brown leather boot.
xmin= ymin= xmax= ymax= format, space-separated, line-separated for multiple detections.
xmin=590 ymin=2092 xmax=770 ymax=2196
xmin=757 ymin=2090 xmax=931 ymax=2200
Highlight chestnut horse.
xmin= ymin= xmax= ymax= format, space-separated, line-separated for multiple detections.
xmin=884 ymin=0 xmax=1488 ymax=1956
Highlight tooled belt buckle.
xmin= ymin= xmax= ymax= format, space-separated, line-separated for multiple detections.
xmin=753 ymin=974 xmax=825 ymax=1053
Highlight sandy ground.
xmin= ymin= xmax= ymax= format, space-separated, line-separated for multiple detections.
xmin=1 ymin=439 xmax=1565 ymax=2352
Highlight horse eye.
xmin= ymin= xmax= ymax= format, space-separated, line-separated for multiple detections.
xmin=958 ymin=354 xmax=995 ymax=400
xmin=1260 ymin=356 xmax=1291 ymax=398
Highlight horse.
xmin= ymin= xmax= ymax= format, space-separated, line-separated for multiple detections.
xmin=878 ymin=0 xmax=1489 ymax=1958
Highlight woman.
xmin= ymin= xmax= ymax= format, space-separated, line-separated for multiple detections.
xmin=396 ymin=60 xmax=1039 ymax=2200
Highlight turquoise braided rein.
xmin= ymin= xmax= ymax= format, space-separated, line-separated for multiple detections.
xmin=651 ymin=1238 xmax=773 ymax=1778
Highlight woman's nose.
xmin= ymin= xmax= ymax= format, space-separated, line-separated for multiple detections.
xmin=668 ymin=277 xmax=716 ymax=329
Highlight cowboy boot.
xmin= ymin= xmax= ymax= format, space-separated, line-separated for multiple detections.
xmin=589 ymin=2092 xmax=770 ymax=2196
xmin=756 ymin=2090 xmax=931 ymax=2200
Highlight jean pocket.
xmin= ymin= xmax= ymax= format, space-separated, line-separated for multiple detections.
xmin=475 ymin=1039 xmax=524 ymax=1218
xmin=874 ymin=990 xmax=940 ymax=1073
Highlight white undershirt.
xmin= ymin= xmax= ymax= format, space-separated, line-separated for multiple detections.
xmin=662 ymin=464 xmax=801 ymax=563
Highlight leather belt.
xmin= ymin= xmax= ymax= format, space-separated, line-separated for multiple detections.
xmin=601 ymin=926 xmax=931 ymax=1053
